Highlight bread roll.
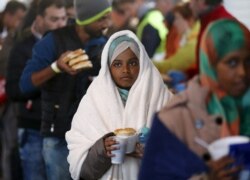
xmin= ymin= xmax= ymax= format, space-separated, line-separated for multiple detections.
xmin=71 ymin=61 xmax=93 ymax=70
xmin=63 ymin=49 xmax=85 ymax=63
xmin=68 ymin=54 xmax=89 ymax=66
xmin=114 ymin=128 xmax=136 ymax=136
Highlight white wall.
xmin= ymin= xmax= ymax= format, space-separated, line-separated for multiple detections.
xmin=0 ymin=0 xmax=10 ymax=12
xmin=224 ymin=0 xmax=250 ymax=30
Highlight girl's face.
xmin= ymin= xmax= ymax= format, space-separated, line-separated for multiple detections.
xmin=110 ymin=48 xmax=140 ymax=89
xmin=216 ymin=49 xmax=250 ymax=97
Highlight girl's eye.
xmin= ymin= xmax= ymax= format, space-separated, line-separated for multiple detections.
xmin=113 ymin=62 xmax=122 ymax=67
xmin=226 ymin=58 xmax=238 ymax=68
xmin=129 ymin=60 xmax=139 ymax=66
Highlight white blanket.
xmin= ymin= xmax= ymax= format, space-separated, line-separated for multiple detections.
xmin=66 ymin=30 xmax=172 ymax=180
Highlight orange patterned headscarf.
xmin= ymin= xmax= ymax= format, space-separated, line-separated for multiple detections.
xmin=199 ymin=19 xmax=250 ymax=137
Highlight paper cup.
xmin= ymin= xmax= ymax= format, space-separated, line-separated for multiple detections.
xmin=111 ymin=136 xmax=127 ymax=164
xmin=117 ymin=134 xmax=138 ymax=154
xmin=208 ymin=136 xmax=250 ymax=160
xmin=125 ymin=134 xmax=138 ymax=153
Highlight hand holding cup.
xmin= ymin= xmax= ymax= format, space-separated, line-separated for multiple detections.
xmin=104 ymin=136 xmax=118 ymax=157
xmin=110 ymin=136 xmax=127 ymax=164
xmin=114 ymin=128 xmax=138 ymax=154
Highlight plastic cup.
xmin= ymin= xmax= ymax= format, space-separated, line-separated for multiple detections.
xmin=111 ymin=136 xmax=127 ymax=164
xmin=208 ymin=136 xmax=250 ymax=160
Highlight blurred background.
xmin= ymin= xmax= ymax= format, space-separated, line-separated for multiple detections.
xmin=1 ymin=0 xmax=249 ymax=29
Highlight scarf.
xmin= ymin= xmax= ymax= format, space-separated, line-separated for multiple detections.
xmin=118 ymin=88 xmax=129 ymax=106
xmin=199 ymin=19 xmax=250 ymax=137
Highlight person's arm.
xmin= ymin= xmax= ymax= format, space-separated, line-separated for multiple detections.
xmin=19 ymin=33 xmax=58 ymax=93
xmin=141 ymin=24 xmax=160 ymax=58
xmin=153 ymin=39 xmax=196 ymax=74
xmin=30 ymin=51 xmax=78 ymax=87
xmin=80 ymin=133 xmax=114 ymax=180
xmin=19 ymin=33 xmax=78 ymax=93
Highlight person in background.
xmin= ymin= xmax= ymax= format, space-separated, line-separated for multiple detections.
xmin=139 ymin=19 xmax=250 ymax=179
xmin=136 ymin=0 xmax=172 ymax=60
xmin=64 ymin=0 xmax=75 ymax=25
xmin=0 ymin=1 xmax=26 ymax=49
xmin=0 ymin=2 xmax=26 ymax=180
xmin=189 ymin=0 xmax=234 ymax=76
xmin=0 ymin=1 xmax=26 ymax=75
xmin=116 ymin=0 xmax=166 ymax=59
xmin=19 ymin=0 xmax=40 ymax=32
xmin=164 ymin=11 xmax=179 ymax=59
xmin=106 ymin=0 xmax=136 ymax=37
xmin=153 ymin=3 xmax=200 ymax=79
xmin=19 ymin=0 xmax=111 ymax=179
xmin=6 ymin=0 xmax=67 ymax=179
xmin=66 ymin=30 xmax=172 ymax=180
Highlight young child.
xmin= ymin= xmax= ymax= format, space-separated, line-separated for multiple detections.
xmin=66 ymin=30 xmax=172 ymax=180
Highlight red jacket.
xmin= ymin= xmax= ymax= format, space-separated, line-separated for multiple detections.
xmin=190 ymin=5 xmax=234 ymax=77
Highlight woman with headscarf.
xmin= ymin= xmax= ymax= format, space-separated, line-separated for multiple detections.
xmin=139 ymin=19 xmax=250 ymax=180
xmin=154 ymin=2 xmax=200 ymax=79
xmin=66 ymin=30 xmax=172 ymax=180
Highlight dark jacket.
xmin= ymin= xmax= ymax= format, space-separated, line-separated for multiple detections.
xmin=80 ymin=133 xmax=113 ymax=180
xmin=41 ymin=26 xmax=106 ymax=137
xmin=6 ymin=29 xmax=41 ymax=130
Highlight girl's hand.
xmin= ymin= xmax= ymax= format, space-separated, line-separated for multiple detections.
xmin=127 ymin=143 xmax=144 ymax=158
xmin=103 ymin=136 xmax=118 ymax=158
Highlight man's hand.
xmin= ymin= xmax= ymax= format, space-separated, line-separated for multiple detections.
xmin=56 ymin=51 xmax=78 ymax=75
xmin=57 ymin=49 xmax=93 ymax=75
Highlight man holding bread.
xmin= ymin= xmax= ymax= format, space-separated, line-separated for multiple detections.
xmin=20 ymin=0 xmax=111 ymax=179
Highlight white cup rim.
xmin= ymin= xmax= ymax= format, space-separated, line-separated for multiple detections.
xmin=208 ymin=136 xmax=250 ymax=160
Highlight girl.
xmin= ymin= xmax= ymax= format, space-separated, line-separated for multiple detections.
xmin=66 ymin=30 xmax=172 ymax=180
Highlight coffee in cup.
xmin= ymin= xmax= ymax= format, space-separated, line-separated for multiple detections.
xmin=114 ymin=128 xmax=138 ymax=154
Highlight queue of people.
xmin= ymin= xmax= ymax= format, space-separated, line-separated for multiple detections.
xmin=0 ymin=0 xmax=249 ymax=180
